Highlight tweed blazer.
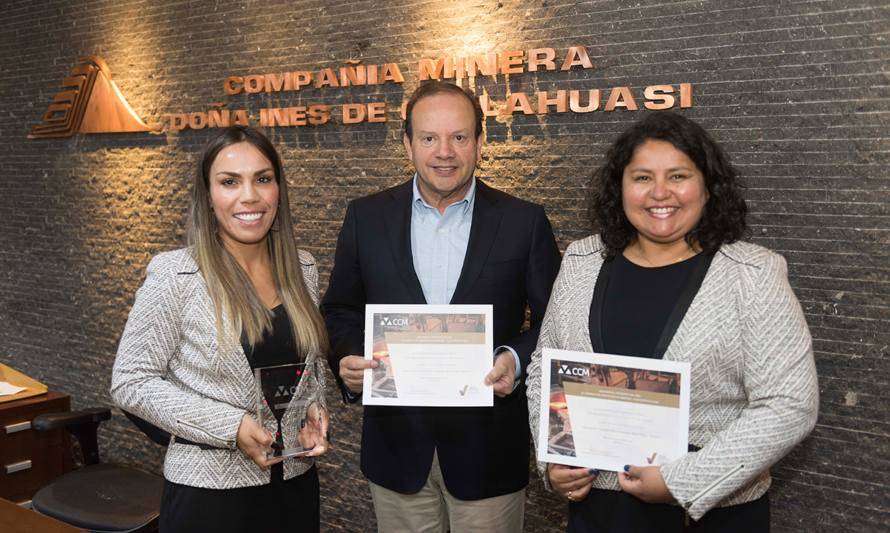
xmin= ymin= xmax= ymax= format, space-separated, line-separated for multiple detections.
xmin=111 ymin=247 xmax=326 ymax=489
xmin=526 ymin=235 xmax=818 ymax=521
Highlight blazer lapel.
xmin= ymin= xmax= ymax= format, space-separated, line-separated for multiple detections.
xmin=653 ymin=251 xmax=715 ymax=358
xmin=663 ymin=250 xmax=725 ymax=364
xmin=588 ymin=258 xmax=613 ymax=354
xmin=565 ymin=236 xmax=603 ymax=354
xmin=451 ymin=180 xmax=502 ymax=303
xmin=383 ymin=180 xmax=426 ymax=303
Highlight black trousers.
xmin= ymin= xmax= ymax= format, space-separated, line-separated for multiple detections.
xmin=160 ymin=465 xmax=320 ymax=533
xmin=568 ymin=488 xmax=769 ymax=533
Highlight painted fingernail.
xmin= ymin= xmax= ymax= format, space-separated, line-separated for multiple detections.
xmin=588 ymin=468 xmax=599 ymax=475
xmin=623 ymin=465 xmax=630 ymax=472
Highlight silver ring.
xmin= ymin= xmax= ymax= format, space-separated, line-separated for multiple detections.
xmin=567 ymin=490 xmax=575 ymax=501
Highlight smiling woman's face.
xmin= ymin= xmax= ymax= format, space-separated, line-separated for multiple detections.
xmin=208 ymin=141 xmax=279 ymax=251
xmin=621 ymin=139 xmax=708 ymax=248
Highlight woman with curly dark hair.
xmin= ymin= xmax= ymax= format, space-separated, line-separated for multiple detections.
xmin=527 ymin=112 xmax=818 ymax=532
xmin=591 ymin=111 xmax=748 ymax=259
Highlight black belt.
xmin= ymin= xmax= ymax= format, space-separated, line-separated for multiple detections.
xmin=175 ymin=437 xmax=226 ymax=450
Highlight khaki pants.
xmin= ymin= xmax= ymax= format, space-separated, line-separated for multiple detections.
xmin=369 ymin=451 xmax=525 ymax=533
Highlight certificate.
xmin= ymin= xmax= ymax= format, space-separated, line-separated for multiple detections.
xmin=537 ymin=348 xmax=690 ymax=472
xmin=363 ymin=304 xmax=494 ymax=407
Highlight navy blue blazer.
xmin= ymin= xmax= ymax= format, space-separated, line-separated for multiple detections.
xmin=322 ymin=178 xmax=560 ymax=500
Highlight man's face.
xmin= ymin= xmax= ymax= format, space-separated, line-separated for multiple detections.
xmin=403 ymin=92 xmax=482 ymax=210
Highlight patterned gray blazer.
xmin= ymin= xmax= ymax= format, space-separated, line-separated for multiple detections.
xmin=111 ymin=248 xmax=326 ymax=489
xmin=526 ymin=235 xmax=818 ymax=521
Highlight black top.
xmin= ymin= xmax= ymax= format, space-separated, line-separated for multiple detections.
xmin=590 ymin=252 xmax=714 ymax=360
xmin=241 ymin=304 xmax=300 ymax=369
xmin=600 ymin=253 xmax=704 ymax=359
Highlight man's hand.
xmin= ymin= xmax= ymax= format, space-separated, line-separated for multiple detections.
xmin=618 ymin=464 xmax=674 ymax=503
xmin=298 ymin=402 xmax=331 ymax=457
xmin=338 ymin=355 xmax=378 ymax=394
xmin=484 ymin=351 xmax=517 ymax=397
xmin=236 ymin=414 xmax=281 ymax=469
xmin=548 ymin=463 xmax=599 ymax=502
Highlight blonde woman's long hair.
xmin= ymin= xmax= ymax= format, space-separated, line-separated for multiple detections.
xmin=187 ymin=126 xmax=328 ymax=358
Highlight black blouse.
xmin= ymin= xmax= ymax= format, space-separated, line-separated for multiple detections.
xmin=589 ymin=251 xmax=714 ymax=359
xmin=241 ymin=304 xmax=300 ymax=369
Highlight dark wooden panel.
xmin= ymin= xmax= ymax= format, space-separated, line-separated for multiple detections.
xmin=0 ymin=497 xmax=84 ymax=533
xmin=0 ymin=392 xmax=72 ymax=503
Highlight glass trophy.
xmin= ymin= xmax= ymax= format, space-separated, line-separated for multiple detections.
xmin=253 ymin=362 xmax=317 ymax=459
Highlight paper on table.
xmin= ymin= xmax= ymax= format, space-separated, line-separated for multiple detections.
xmin=0 ymin=363 xmax=47 ymax=403
xmin=0 ymin=381 xmax=27 ymax=396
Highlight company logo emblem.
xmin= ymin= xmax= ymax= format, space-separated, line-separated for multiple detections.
xmin=29 ymin=55 xmax=153 ymax=138
xmin=381 ymin=316 xmax=409 ymax=327
xmin=558 ymin=364 xmax=590 ymax=377
xmin=275 ymin=384 xmax=297 ymax=398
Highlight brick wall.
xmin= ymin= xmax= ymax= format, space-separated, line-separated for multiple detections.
xmin=1 ymin=0 xmax=887 ymax=530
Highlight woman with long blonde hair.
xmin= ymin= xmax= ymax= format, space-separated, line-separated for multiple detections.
xmin=112 ymin=125 xmax=329 ymax=532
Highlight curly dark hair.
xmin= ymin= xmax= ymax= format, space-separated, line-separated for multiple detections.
xmin=590 ymin=111 xmax=748 ymax=258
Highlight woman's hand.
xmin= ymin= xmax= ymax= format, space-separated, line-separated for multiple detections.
xmin=618 ymin=465 xmax=674 ymax=503
xmin=548 ymin=463 xmax=599 ymax=502
xmin=298 ymin=402 xmax=331 ymax=458
xmin=236 ymin=414 xmax=281 ymax=469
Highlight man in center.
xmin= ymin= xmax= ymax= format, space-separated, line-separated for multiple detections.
xmin=323 ymin=81 xmax=561 ymax=532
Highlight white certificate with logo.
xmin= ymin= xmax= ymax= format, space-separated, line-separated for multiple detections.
xmin=362 ymin=304 xmax=494 ymax=407
xmin=537 ymin=348 xmax=690 ymax=472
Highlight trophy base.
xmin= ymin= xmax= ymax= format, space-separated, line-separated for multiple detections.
xmin=267 ymin=446 xmax=314 ymax=460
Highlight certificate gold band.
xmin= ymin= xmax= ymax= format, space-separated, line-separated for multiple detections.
xmin=384 ymin=331 xmax=486 ymax=345
xmin=564 ymin=381 xmax=680 ymax=408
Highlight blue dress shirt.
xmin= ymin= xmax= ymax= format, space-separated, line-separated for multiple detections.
xmin=410 ymin=175 xmax=475 ymax=305
xmin=410 ymin=175 xmax=520 ymax=381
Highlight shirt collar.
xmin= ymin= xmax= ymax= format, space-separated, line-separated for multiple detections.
xmin=412 ymin=173 xmax=476 ymax=216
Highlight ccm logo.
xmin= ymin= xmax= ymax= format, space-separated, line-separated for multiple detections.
xmin=381 ymin=317 xmax=408 ymax=326
xmin=275 ymin=385 xmax=297 ymax=397
xmin=558 ymin=364 xmax=590 ymax=377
